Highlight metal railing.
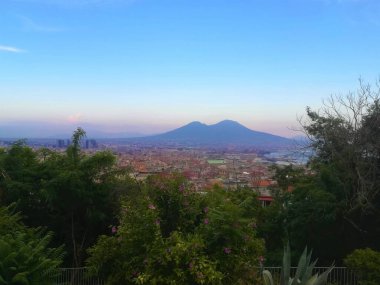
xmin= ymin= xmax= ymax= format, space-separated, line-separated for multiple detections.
xmin=53 ymin=266 xmax=357 ymax=285
xmin=263 ymin=267 xmax=358 ymax=285
xmin=54 ymin=267 xmax=104 ymax=285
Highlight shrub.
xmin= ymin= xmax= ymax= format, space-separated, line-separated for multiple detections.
xmin=87 ymin=174 xmax=265 ymax=284
xmin=0 ymin=206 xmax=64 ymax=285
xmin=344 ymin=248 xmax=380 ymax=285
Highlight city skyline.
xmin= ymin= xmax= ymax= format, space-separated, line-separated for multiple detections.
xmin=2 ymin=0 xmax=380 ymax=137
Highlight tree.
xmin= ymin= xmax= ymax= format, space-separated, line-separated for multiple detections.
xmin=299 ymin=79 xmax=380 ymax=256
xmin=87 ymin=174 xmax=265 ymax=284
xmin=344 ymin=248 xmax=380 ymax=285
xmin=0 ymin=128 xmax=124 ymax=267
xmin=41 ymin=128 xmax=121 ymax=266
xmin=0 ymin=205 xmax=64 ymax=284
xmin=259 ymin=166 xmax=344 ymax=265
xmin=270 ymin=164 xmax=306 ymax=192
xmin=0 ymin=140 xmax=50 ymax=230
xmin=260 ymin=80 xmax=380 ymax=265
xmin=301 ymin=80 xmax=380 ymax=213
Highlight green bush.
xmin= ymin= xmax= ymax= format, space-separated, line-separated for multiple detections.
xmin=0 ymin=206 xmax=64 ymax=285
xmin=87 ymin=174 xmax=265 ymax=284
xmin=344 ymin=248 xmax=380 ymax=285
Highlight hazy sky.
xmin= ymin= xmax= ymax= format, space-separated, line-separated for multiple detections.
xmin=1 ymin=0 xmax=380 ymax=138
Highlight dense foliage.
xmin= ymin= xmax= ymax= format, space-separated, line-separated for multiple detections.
xmin=259 ymin=81 xmax=380 ymax=265
xmin=0 ymin=205 xmax=64 ymax=285
xmin=1 ymin=80 xmax=379 ymax=282
xmin=303 ymin=84 xmax=380 ymax=250
xmin=87 ymin=174 xmax=265 ymax=284
xmin=258 ymin=165 xmax=345 ymax=265
xmin=344 ymin=248 xmax=380 ymax=285
xmin=0 ymin=128 xmax=122 ymax=266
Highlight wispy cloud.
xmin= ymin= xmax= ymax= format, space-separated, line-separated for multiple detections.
xmin=12 ymin=0 xmax=137 ymax=7
xmin=315 ymin=0 xmax=371 ymax=4
xmin=17 ymin=15 xmax=64 ymax=32
xmin=0 ymin=45 xmax=25 ymax=53
xmin=67 ymin=113 xmax=83 ymax=123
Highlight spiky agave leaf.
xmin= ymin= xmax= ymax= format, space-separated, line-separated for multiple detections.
xmin=292 ymin=247 xmax=308 ymax=284
xmin=312 ymin=265 xmax=334 ymax=285
xmin=297 ymin=250 xmax=317 ymax=285
xmin=273 ymin=243 xmax=333 ymax=285
xmin=281 ymin=243 xmax=291 ymax=285
xmin=301 ymin=259 xmax=317 ymax=284
xmin=263 ymin=270 xmax=274 ymax=285
xmin=305 ymin=274 xmax=318 ymax=285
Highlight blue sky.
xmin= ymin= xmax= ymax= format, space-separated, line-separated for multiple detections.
xmin=1 ymin=0 xmax=380 ymax=137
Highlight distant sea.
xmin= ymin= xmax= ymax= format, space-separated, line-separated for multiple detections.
xmin=264 ymin=148 xmax=313 ymax=165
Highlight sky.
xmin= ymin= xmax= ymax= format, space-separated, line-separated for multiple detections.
xmin=1 ymin=0 xmax=380 ymax=138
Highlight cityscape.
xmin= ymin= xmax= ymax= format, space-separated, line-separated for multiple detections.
xmin=0 ymin=121 xmax=308 ymax=208
xmin=1 ymin=0 xmax=380 ymax=284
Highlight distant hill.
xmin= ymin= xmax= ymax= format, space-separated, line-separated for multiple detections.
xmin=134 ymin=120 xmax=293 ymax=148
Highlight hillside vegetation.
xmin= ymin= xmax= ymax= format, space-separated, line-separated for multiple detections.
xmin=1 ymin=81 xmax=380 ymax=284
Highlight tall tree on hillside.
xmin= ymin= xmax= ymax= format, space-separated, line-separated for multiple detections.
xmin=259 ymin=81 xmax=380 ymax=265
xmin=0 ymin=140 xmax=47 ymax=226
xmin=41 ymin=128 xmax=120 ymax=266
xmin=0 ymin=128 xmax=123 ymax=267
xmin=301 ymin=79 xmax=380 ymax=252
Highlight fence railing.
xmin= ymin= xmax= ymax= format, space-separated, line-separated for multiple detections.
xmin=53 ymin=266 xmax=358 ymax=285
xmin=263 ymin=267 xmax=358 ymax=285
xmin=53 ymin=267 xmax=104 ymax=285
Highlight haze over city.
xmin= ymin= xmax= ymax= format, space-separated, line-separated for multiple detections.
xmin=1 ymin=0 xmax=380 ymax=138
xmin=2 ymin=1 xmax=380 ymax=283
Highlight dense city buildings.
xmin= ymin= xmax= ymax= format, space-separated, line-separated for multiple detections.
xmin=112 ymin=146 xmax=304 ymax=205
xmin=0 ymin=138 xmax=306 ymax=205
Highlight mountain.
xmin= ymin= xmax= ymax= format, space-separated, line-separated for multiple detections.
xmin=136 ymin=120 xmax=293 ymax=148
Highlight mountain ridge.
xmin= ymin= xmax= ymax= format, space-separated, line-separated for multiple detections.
xmin=136 ymin=120 xmax=292 ymax=148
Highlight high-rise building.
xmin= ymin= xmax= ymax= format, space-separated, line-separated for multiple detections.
xmin=85 ymin=139 xmax=98 ymax=149
xmin=57 ymin=139 xmax=65 ymax=148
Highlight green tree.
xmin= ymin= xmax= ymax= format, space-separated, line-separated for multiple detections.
xmin=0 ymin=128 xmax=123 ymax=267
xmin=260 ymin=80 xmax=380 ymax=265
xmin=0 ymin=140 xmax=46 ymax=225
xmin=344 ymin=248 xmax=380 ymax=285
xmin=270 ymin=164 xmax=306 ymax=192
xmin=87 ymin=174 xmax=265 ymax=284
xmin=0 ymin=205 xmax=64 ymax=285
xmin=41 ymin=128 xmax=121 ymax=266
xmin=259 ymin=167 xmax=344 ymax=265
xmin=301 ymin=80 xmax=380 ymax=254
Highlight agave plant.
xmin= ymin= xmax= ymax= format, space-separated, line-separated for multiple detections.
xmin=263 ymin=243 xmax=333 ymax=285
